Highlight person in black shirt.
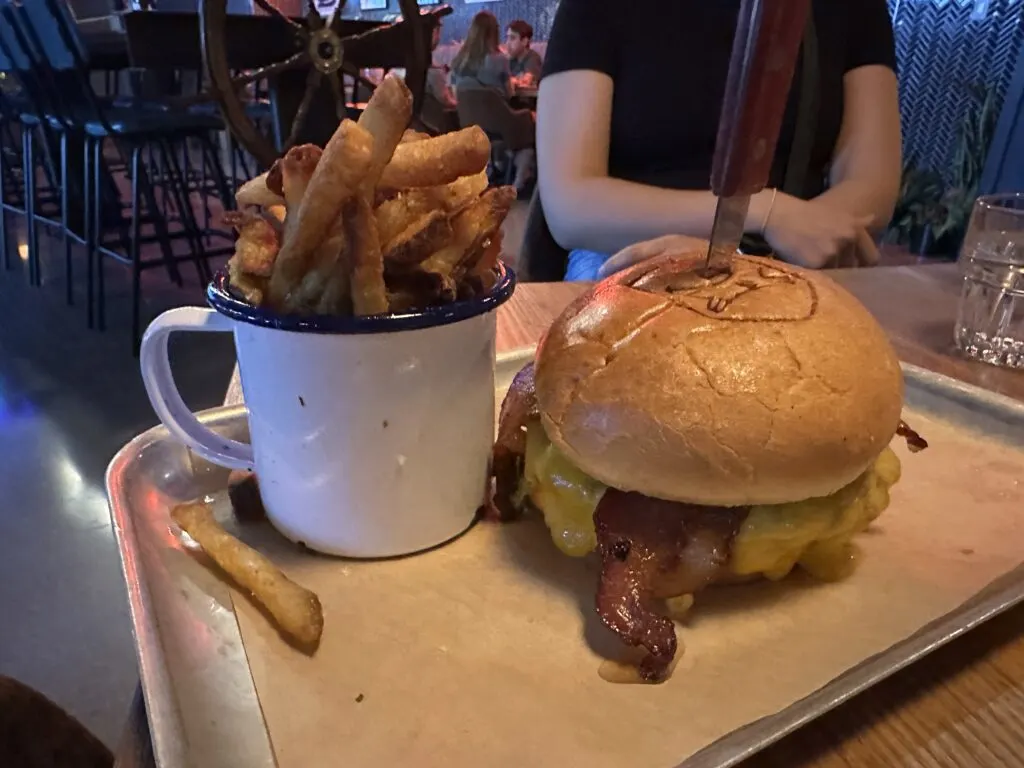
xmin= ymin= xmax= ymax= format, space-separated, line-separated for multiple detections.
xmin=536 ymin=0 xmax=902 ymax=278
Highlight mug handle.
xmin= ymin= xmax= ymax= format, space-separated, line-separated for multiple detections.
xmin=139 ymin=306 xmax=254 ymax=470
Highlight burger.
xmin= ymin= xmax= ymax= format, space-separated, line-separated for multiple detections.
xmin=491 ymin=251 xmax=911 ymax=682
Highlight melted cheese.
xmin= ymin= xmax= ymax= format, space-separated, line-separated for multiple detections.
xmin=519 ymin=419 xmax=901 ymax=580
xmin=521 ymin=420 xmax=606 ymax=556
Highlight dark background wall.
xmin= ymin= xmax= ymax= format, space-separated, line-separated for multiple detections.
xmin=350 ymin=0 xmax=560 ymax=42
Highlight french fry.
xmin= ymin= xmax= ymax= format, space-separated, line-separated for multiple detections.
xmin=265 ymin=204 xmax=287 ymax=226
xmin=267 ymin=120 xmax=373 ymax=309
xmin=235 ymin=171 xmax=285 ymax=208
xmin=400 ymin=128 xmax=430 ymax=144
xmin=349 ymin=75 xmax=414 ymax=312
xmin=458 ymin=229 xmax=503 ymax=298
xmin=358 ymin=74 xmax=414 ymax=189
xmin=280 ymin=144 xmax=323 ymax=210
xmin=439 ymin=170 xmax=489 ymax=211
xmin=231 ymin=78 xmax=506 ymax=319
xmin=473 ymin=229 xmax=503 ymax=279
xmin=171 ymin=501 xmax=324 ymax=652
xmin=382 ymin=209 xmax=453 ymax=267
xmin=374 ymin=171 xmax=489 ymax=246
xmin=374 ymin=190 xmax=435 ymax=245
xmin=378 ymin=125 xmax=490 ymax=190
xmin=385 ymin=265 xmax=456 ymax=306
xmin=284 ymin=215 xmax=348 ymax=314
xmin=346 ymin=196 xmax=389 ymax=315
xmin=228 ymin=259 xmax=267 ymax=306
xmin=422 ymin=186 xmax=516 ymax=277
xmin=315 ymin=254 xmax=353 ymax=315
xmin=225 ymin=211 xmax=279 ymax=277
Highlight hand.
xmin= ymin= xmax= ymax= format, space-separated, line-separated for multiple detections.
xmin=762 ymin=194 xmax=879 ymax=269
xmin=597 ymin=234 xmax=709 ymax=278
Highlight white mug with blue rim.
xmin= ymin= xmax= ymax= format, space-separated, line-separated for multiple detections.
xmin=140 ymin=266 xmax=516 ymax=558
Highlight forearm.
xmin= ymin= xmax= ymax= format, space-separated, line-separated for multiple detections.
xmin=813 ymin=178 xmax=898 ymax=233
xmin=543 ymin=177 xmax=773 ymax=254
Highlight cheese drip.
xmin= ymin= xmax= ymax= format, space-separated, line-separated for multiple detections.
xmin=519 ymin=420 xmax=901 ymax=581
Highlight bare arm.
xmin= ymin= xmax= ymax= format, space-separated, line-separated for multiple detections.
xmin=536 ymin=70 xmax=771 ymax=254
xmin=814 ymin=65 xmax=902 ymax=232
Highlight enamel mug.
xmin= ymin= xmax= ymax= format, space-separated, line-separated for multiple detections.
xmin=140 ymin=266 xmax=516 ymax=557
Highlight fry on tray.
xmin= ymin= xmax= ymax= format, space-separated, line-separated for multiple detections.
xmin=172 ymin=500 xmax=324 ymax=652
xmin=377 ymin=125 xmax=490 ymax=190
xmin=235 ymin=170 xmax=285 ymax=208
xmin=266 ymin=120 xmax=373 ymax=309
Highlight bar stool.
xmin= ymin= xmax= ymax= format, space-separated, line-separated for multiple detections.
xmin=14 ymin=0 xmax=235 ymax=351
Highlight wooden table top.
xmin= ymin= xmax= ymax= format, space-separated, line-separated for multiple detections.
xmin=495 ymin=263 xmax=1024 ymax=768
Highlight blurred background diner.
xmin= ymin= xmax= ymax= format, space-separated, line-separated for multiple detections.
xmin=2 ymin=0 xmax=1024 ymax=761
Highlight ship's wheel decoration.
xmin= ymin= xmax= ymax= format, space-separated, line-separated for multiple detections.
xmin=199 ymin=0 xmax=428 ymax=168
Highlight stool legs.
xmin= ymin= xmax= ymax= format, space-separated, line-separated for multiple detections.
xmin=130 ymin=145 xmax=144 ymax=355
xmin=93 ymin=138 xmax=106 ymax=331
xmin=22 ymin=125 xmax=39 ymax=287
xmin=60 ymin=133 xmax=73 ymax=306
xmin=84 ymin=136 xmax=95 ymax=329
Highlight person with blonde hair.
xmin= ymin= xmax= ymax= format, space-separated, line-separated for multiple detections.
xmin=451 ymin=10 xmax=513 ymax=99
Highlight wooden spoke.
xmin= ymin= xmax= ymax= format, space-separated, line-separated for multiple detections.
xmin=327 ymin=72 xmax=346 ymax=120
xmin=285 ymin=68 xmax=323 ymax=149
xmin=231 ymin=51 xmax=309 ymax=89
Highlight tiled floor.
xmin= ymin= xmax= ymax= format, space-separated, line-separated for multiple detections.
xmin=0 ymin=202 xmax=529 ymax=748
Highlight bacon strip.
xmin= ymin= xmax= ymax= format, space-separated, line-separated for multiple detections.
xmin=490 ymin=363 xmax=538 ymax=521
xmin=897 ymin=419 xmax=928 ymax=452
xmin=594 ymin=490 xmax=748 ymax=682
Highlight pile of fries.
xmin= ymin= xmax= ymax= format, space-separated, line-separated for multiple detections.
xmin=226 ymin=74 xmax=515 ymax=317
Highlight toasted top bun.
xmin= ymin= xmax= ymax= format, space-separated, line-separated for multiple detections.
xmin=535 ymin=252 xmax=904 ymax=506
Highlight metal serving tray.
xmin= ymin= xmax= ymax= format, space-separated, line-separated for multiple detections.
xmin=106 ymin=349 xmax=1024 ymax=768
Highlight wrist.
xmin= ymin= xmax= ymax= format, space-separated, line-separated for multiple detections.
xmin=744 ymin=189 xmax=778 ymax=235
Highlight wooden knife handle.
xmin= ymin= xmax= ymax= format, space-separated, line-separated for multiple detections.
xmin=710 ymin=0 xmax=811 ymax=197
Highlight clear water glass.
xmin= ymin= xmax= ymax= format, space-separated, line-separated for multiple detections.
xmin=954 ymin=194 xmax=1024 ymax=369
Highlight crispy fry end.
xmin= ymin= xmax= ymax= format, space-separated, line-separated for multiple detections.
xmin=171 ymin=501 xmax=324 ymax=652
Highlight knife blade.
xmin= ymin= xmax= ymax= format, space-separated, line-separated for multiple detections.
xmin=706 ymin=0 xmax=811 ymax=274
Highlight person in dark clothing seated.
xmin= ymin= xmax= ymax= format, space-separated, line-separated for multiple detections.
xmin=451 ymin=11 xmax=513 ymax=99
xmin=536 ymin=0 xmax=902 ymax=280
xmin=506 ymin=20 xmax=543 ymax=89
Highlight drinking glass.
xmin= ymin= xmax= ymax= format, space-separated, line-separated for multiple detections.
xmin=954 ymin=193 xmax=1024 ymax=369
